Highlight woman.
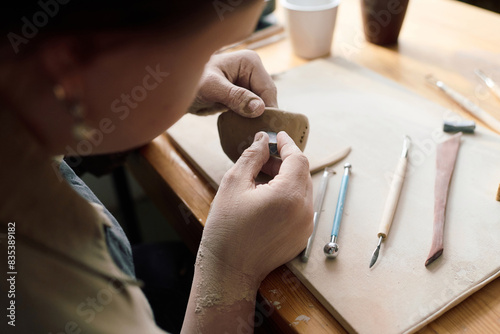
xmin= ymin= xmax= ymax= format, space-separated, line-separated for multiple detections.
xmin=0 ymin=1 xmax=313 ymax=333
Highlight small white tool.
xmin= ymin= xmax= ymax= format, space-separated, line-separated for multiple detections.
xmin=475 ymin=69 xmax=500 ymax=101
xmin=370 ymin=136 xmax=411 ymax=268
xmin=426 ymin=74 xmax=500 ymax=134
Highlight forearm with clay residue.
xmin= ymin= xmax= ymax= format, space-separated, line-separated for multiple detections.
xmin=181 ymin=244 xmax=260 ymax=333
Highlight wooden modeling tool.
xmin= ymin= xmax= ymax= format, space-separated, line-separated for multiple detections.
xmin=370 ymin=136 xmax=411 ymax=268
xmin=301 ymin=168 xmax=333 ymax=262
xmin=216 ymin=24 xmax=285 ymax=54
xmin=324 ymin=163 xmax=352 ymax=259
xmin=426 ymin=75 xmax=500 ymax=134
xmin=425 ymin=132 xmax=462 ymax=267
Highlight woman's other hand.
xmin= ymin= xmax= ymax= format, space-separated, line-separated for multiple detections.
xmin=187 ymin=50 xmax=278 ymax=117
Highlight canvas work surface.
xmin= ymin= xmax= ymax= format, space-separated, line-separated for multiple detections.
xmin=167 ymin=58 xmax=500 ymax=334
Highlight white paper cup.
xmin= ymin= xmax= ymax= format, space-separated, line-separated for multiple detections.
xmin=282 ymin=0 xmax=340 ymax=59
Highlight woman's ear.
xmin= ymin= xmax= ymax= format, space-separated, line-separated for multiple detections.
xmin=38 ymin=36 xmax=88 ymax=99
xmin=39 ymin=37 xmax=77 ymax=77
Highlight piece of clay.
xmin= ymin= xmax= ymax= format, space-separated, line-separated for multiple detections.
xmin=309 ymin=147 xmax=352 ymax=175
xmin=425 ymin=132 xmax=462 ymax=267
xmin=217 ymin=107 xmax=309 ymax=163
xmin=496 ymin=184 xmax=500 ymax=202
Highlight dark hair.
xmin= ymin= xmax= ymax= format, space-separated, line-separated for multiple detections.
xmin=2 ymin=0 xmax=257 ymax=56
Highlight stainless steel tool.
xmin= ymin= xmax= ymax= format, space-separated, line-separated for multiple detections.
xmin=301 ymin=168 xmax=333 ymax=262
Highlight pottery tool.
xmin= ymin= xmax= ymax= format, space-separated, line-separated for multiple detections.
xmin=247 ymin=33 xmax=286 ymax=50
xmin=426 ymin=75 xmax=500 ymax=134
xmin=324 ymin=163 xmax=352 ymax=259
xmin=301 ymin=168 xmax=334 ymax=262
xmin=425 ymin=132 xmax=462 ymax=267
xmin=216 ymin=24 xmax=285 ymax=54
xmin=475 ymin=69 xmax=500 ymax=101
xmin=369 ymin=136 xmax=411 ymax=268
xmin=266 ymin=131 xmax=279 ymax=156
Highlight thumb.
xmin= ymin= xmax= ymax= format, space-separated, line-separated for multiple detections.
xmin=215 ymin=77 xmax=266 ymax=117
xmin=230 ymin=132 xmax=270 ymax=186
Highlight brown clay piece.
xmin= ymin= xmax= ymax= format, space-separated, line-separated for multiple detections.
xmin=217 ymin=107 xmax=309 ymax=163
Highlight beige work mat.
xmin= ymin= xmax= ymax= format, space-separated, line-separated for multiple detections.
xmin=167 ymin=58 xmax=500 ymax=333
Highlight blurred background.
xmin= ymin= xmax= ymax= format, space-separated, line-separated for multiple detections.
xmin=459 ymin=0 xmax=500 ymax=13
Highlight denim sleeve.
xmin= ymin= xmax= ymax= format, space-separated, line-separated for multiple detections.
xmin=59 ymin=160 xmax=136 ymax=278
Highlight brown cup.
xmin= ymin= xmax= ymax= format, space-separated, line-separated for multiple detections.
xmin=361 ymin=0 xmax=409 ymax=45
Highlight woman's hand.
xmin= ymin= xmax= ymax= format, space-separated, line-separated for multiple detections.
xmin=187 ymin=50 xmax=278 ymax=117
xmin=203 ymin=131 xmax=313 ymax=282
xmin=182 ymin=131 xmax=313 ymax=333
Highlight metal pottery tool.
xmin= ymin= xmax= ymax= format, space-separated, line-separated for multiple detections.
xmin=475 ymin=69 xmax=500 ymax=101
xmin=301 ymin=168 xmax=334 ymax=262
xmin=266 ymin=131 xmax=279 ymax=157
xmin=324 ymin=163 xmax=352 ymax=259
xmin=369 ymin=136 xmax=411 ymax=268
xmin=426 ymin=75 xmax=500 ymax=134
xmin=425 ymin=132 xmax=462 ymax=267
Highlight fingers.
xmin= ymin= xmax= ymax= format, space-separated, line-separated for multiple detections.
xmin=275 ymin=131 xmax=314 ymax=237
xmin=237 ymin=51 xmax=278 ymax=109
xmin=204 ymin=71 xmax=266 ymax=117
xmin=211 ymin=51 xmax=278 ymax=117
xmin=223 ymin=132 xmax=270 ymax=189
xmin=260 ymin=156 xmax=282 ymax=177
xmin=227 ymin=81 xmax=267 ymax=117
xmin=270 ymin=131 xmax=311 ymax=189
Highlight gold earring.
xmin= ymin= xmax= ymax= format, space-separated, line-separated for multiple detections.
xmin=53 ymin=84 xmax=95 ymax=142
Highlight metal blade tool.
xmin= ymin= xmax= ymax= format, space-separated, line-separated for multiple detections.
xmin=301 ymin=168 xmax=333 ymax=262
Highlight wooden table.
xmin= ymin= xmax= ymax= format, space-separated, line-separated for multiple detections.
xmin=127 ymin=0 xmax=500 ymax=332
